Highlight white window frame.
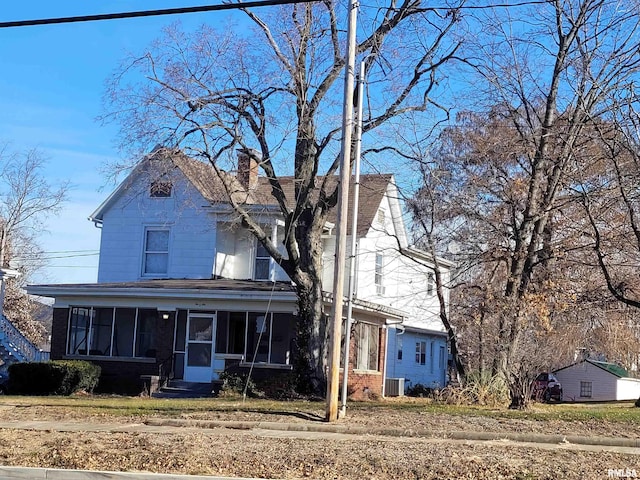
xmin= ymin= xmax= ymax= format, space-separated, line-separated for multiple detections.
xmin=142 ymin=227 xmax=170 ymax=277
xmin=375 ymin=253 xmax=385 ymax=295
xmin=427 ymin=272 xmax=434 ymax=296
xmin=253 ymin=239 xmax=273 ymax=281
xmin=355 ymin=322 xmax=379 ymax=371
xmin=416 ymin=341 xmax=426 ymax=365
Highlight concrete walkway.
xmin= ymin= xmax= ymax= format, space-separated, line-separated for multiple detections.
xmin=0 ymin=466 xmax=259 ymax=479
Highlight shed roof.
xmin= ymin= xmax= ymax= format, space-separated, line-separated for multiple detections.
xmin=554 ymin=359 xmax=630 ymax=378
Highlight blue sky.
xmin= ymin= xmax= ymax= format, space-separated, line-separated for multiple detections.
xmin=1 ymin=2 xmax=245 ymax=284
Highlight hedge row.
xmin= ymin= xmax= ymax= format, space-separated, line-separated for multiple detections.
xmin=8 ymin=360 xmax=101 ymax=395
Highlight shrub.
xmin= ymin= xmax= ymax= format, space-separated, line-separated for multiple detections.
xmin=8 ymin=360 xmax=101 ymax=396
xmin=406 ymin=383 xmax=436 ymax=398
xmin=219 ymin=371 xmax=263 ymax=398
xmin=436 ymin=372 xmax=509 ymax=407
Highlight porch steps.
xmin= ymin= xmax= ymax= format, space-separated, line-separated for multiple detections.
xmin=0 ymin=314 xmax=49 ymax=376
xmin=153 ymin=380 xmax=222 ymax=399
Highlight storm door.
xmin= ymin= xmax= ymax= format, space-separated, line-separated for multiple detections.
xmin=184 ymin=313 xmax=217 ymax=383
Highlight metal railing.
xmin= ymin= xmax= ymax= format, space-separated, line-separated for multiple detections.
xmin=0 ymin=314 xmax=49 ymax=362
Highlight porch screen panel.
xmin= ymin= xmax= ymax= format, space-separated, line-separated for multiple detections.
xmin=68 ymin=307 xmax=92 ymax=355
xmin=215 ymin=312 xmax=229 ymax=353
xmin=90 ymin=308 xmax=114 ymax=356
xmin=135 ymin=309 xmax=157 ymax=358
xmin=246 ymin=313 xmax=271 ymax=363
xmin=270 ymin=313 xmax=294 ymax=365
xmin=113 ymin=308 xmax=135 ymax=357
xmin=228 ymin=312 xmax=246 ymax=355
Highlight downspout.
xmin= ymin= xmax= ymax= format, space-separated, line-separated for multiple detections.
xmin=339 ymin=59 xmax=365 ymax=418
xmin=381 ymin=326 xmax=387 ymax=397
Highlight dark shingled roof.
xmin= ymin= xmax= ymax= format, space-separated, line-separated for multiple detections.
xmin=163 ymin=151 xmax=392 ymax=236
xmin=32 ymin=278 xmax=297 ymax=293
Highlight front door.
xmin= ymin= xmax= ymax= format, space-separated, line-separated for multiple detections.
xmin=184 ymin=313 xmax=216 ymax=383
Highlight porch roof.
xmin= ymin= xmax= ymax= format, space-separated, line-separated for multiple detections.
xmin=27 ymin=278 xmax=297 ymax=301
xmin=27 ymin=279 xmax=406 ymax=321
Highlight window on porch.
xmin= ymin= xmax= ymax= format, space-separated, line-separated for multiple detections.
xmin=67 ymin=307 xmax=157 ymax=359
xmin=355 ymin=322 xmax=379 ymax=371
xmin=215 ymin=311 xmax=295 ymax=366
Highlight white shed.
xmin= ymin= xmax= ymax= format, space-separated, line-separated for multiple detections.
xmin=554 ymin=359 xmax=640 ymax=402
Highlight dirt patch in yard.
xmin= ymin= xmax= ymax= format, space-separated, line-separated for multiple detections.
xmin=0 ymin=399 xmax=638 ymax=479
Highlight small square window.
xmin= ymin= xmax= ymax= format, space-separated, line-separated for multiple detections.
xmin=580 ymin=381 xmax=592 ymax=398
xmin=150 ymin=181 xmax=172 ymax=197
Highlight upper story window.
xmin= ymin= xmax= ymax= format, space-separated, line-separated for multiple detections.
xmin=254 ymin=240 xmax=272 ymax=280
xmin=150 ymin=181 xmax=172 ymax=198
xmin=375 ymin=253 xmax=385 ymax=295
xmin=377 ymin=208 xmax=386 ymax=225
xmin=143 ymin=227 xmax=169 ymax=276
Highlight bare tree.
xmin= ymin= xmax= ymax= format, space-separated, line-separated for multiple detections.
xmin=103 ymin=1 xmax=464 ymax=394
xmin=415 ymin=0 xmax=640 ymax=408
xmin=0 ymin=145 xmax=68 ymax=345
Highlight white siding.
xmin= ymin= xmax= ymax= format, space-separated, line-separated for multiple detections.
xmin=615 ymin=378 xmax=640 ymax=401
xmin=97 ymin=170 xmax=216 ymax=282
xmin=555 ymin=362 xmax=619 ymax=402
xmin=354 ymin=193 xmax=447 ymax=332
xmin=214 ymin=222 xmax=288 ymax=281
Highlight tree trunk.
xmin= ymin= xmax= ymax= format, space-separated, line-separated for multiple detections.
xmin=292 ymin=279 xmax=327 ymax=395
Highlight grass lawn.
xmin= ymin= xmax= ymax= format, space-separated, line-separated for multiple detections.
xmin=0 ymin=394 xmax=639 ymax=425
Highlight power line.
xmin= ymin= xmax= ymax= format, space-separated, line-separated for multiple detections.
xmin=0 ymin=0 xmax=318 ymax=29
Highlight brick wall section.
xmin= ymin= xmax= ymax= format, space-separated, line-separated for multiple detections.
xmin=50 ymin=308 xmax=68 ymax=360
xmin=340 ymin=325 xmax=386 ymax=400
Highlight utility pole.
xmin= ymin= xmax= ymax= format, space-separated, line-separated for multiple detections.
xmin=326 ymin=0 xmax=359 ymax=422
xmin=339 ymin=59 xmax=366 ymax=419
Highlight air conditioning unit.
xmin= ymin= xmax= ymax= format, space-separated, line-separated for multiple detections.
xmin=385 ymin=377 xmax=405 ymax=397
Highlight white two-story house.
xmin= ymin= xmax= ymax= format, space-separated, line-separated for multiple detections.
xmin=28 ymin=149 xmax=451 ymax=397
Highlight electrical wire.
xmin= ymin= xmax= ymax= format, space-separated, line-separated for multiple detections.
xmin=0 ymin=0 xmax=319 ymax=29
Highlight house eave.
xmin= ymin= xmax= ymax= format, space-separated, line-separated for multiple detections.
xmin=27 ymin=280 xmax=298 ymax=304
xmin=321 ymin=291 xmax=407 ymax=321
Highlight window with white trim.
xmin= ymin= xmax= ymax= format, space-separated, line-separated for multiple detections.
xmin=416 ymin=341 xmax=426 ymax=365
xmin=254 ymin=240 xmax=272 ymax=280
xmin=427 ymin=272 xmax=434 ymax=296
xmin=355 ymin=322 xmax=379 ymax=371
xmin=143 ymin=228 xmax=169 ymax=276
xmin=375 ymin=253 xmax=385 ymax=295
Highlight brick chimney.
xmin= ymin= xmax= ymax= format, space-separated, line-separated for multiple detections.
xmin=237 ymin=148 xmax=260 ymax=190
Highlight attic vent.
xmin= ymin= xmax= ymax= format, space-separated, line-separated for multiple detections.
xmin=150 ymin=181 xmax=172 ymax=198
xmin=377 ymin=209 xmax=386 ymax=225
